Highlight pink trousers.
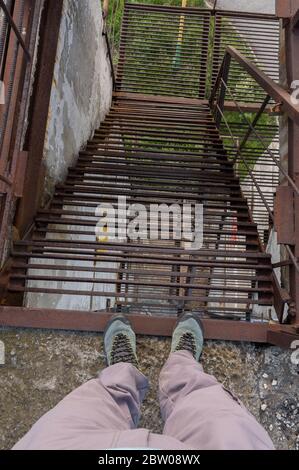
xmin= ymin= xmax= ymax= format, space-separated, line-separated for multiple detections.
xmin=13 ymin=351 xmax=274 ymax=450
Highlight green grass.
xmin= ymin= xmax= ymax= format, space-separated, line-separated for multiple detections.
xmin=107 ymin=1 xmax=206 ymax=55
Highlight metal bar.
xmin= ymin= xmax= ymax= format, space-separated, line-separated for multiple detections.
xmin=103 ymin=27 xmax=116 ymax=90
xmin=231 ymin=95 xmax=271 ymax=165
xmin=215 ymin=54 xmax=231 ymax=128
xmin=226 ymin=46 xmax=299 ymax=125
xmin=15 ymin=0 xmax=64 ymax=236
xmin=285 ymin=2 xmax=299 ymax=322
xmin=0 ymin=306 xmax=271 ymax=342
xmin=221 ymin=77 xmax=299 ymax=197
xmin=0 ymin=0 xmax=31 ymax=61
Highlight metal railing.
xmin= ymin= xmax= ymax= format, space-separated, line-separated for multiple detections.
xmin=0 ymin=0 xmax=37 ymax=263
xmin=0 ymin=0 xmax=30 ymax=61
xmin=210 ymin=46 xmax=299 ymax=322
xmin=102 ymin=0 xmax=117 ymax=89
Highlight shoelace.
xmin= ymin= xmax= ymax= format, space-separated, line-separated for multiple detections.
xmin=110 ymin=333 xmax=138 ymax=367
xmin=175 ymin=332 xmax=196 ymax=358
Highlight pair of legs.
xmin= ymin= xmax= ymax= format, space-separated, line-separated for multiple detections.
xmin=13 ymin=314 xmax=274 ymax=450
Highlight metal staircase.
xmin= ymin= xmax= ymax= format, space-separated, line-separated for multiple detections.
xmin=2 ymin=2 xmax=299 ymax=345
xmin=9 ymin=95 xmax=273 ymax=320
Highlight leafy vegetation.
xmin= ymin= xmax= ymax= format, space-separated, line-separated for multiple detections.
xmin=107 ymin=1 xmax=205 ymax=55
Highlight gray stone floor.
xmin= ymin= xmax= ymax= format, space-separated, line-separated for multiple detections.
xmin=0 ymin=328 xmax=298 ymax=450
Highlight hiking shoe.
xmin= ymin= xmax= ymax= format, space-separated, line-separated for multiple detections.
xmin=171 ymin=312 xmax=204 ymax=361
xmin=104 ymin=314 xmax=138 ymax=367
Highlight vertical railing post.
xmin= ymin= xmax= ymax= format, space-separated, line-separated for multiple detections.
xmin=210 ymin=11 xmax=222 ymax=100
xmin=198 ymin=12 xmax=211 ymax=99
xmin=279 ymin=0 xmax=299 ymax=323
xmin=215 ymin=53 xmax=231 ymax=128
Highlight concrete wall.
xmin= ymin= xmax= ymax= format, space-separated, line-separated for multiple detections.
xmin=42 ymin=0 xmax=113 ymax=202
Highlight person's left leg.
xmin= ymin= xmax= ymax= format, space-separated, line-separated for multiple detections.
xmin=159 ymin=313 xmax=274 ymax=450
xmin=13 ymin=315 xmax=149 ymax=450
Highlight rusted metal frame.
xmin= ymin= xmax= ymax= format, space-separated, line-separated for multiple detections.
xmin=222 ymin=101 xmax=273 ymax=114
xmin=212 ymin=66 xmax=297 ymax=322
xmin=32 ymin=231 xmax=258 ymax=250
xmin=14 ymin=238 xmax=271 ymax=260
xmin=212 ymin=9 xmax=279 ymax=21
xmin=291 ymin=7 xmax=299 ymax=29
xmin=54 ymin=193 xmax=249 ymax=210
xmin=15 ymin=0 xmax=63 ymax=237
xmin=55 ymin=190 xmax=248 ymax=205
xmin=39 ymin=207 xmax=248 ymax=221
xmin=126 ymin=4 xmax=276 ymax=21
xmin=11 ymin=252 xmax=272 ymax=272
xmin=226 ymin=46 xmax=299 ymax=125
xmin=9 ymin=272 xmax=271 ymax=295
xmin=87 ymin=131 xmax=223 ymax=145
xmin=0 ymin=0 xmax=36 ymax=262
xmin=11 ymin=262 xmax=271 ymax=284
xmin=113 ymin=91 xmax=206 ymax=106
xmin=221 ymin=76 xmax=299 ymax=198
xmin=116 ymin=8 xmax=209 ymax=98
xmin=59 ymin=180 xmax=238 ymax=195
xmin=0 ymin=305 xmax=275 ymax=343
xmin=12 ymin=247 xmax=264 ymax=272
xmin=91 ymin=127 xmax=220 ymax=140
xmin=212 ymin=107 xmax=264 ymax=321
xmin=72 ymin=162 xmax=233 ymax=175
xmin=102 ymin=115 xmax=214 ymax=126
xmin=214 ymin=54 xmax=231 ymax=128
xmin=0 ymin=0 xmax=28 ymax=166
xmin=5 ymin=0 xmax=43 ymax=184
xmin=223 ymin=84 xmax=290 ymax=209
xmin=53 ymin=194 xmax=247 ymax=214
xmin=125 ymin=3 xmax=210 ymax=16
xmin=231 ymin=95 xmax=271 ymax=165
xmin=276 ymin=0 xmax=299 ymax=21
xmin=7 ymin=286 xmax=272 ymax=306
xmin=0 ymin=0 xmax=31 ymax=61
xmin=198 ymin=10 xmax=211 ymax=99
xmin=210 ymin=14 xmax=224 ymax=101
xmin=75 ymin=158 xmax=232 ymax=171
xmin=209 ymin=12 xmax=279 ymax=106
xmin=243 ymin=185 xmax=288 ymax=321
xmin=214 ymin=94 xmax=287 ymax=320
xmin=284 ymin=3 xmax=299 ymax=323
xmin=59 ymin=182 xmax=242 ymax=197
xmin=68 ymin=169 xmax=236 ymax=183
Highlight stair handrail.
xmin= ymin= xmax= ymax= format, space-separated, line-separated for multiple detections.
xmin=209 ymin=46 xmax=299 ymax=282
xmin=210 ymin=46 xmax=299 ymax=126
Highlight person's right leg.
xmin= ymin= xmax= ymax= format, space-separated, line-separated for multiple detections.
xmin=159 ymin=313 xmax=275 ymax=450
xmin=13 ymin=315 xmax=149 ymax=450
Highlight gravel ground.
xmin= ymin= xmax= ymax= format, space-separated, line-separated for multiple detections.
xmin=0 ymin=328 xmax=298 ymax=450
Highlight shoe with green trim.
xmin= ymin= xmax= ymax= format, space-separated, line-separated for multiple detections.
xmin=171 ymin=312 xmax=204 ymax=361
xmin=104 ymin=314 xmax=138 ymax=368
